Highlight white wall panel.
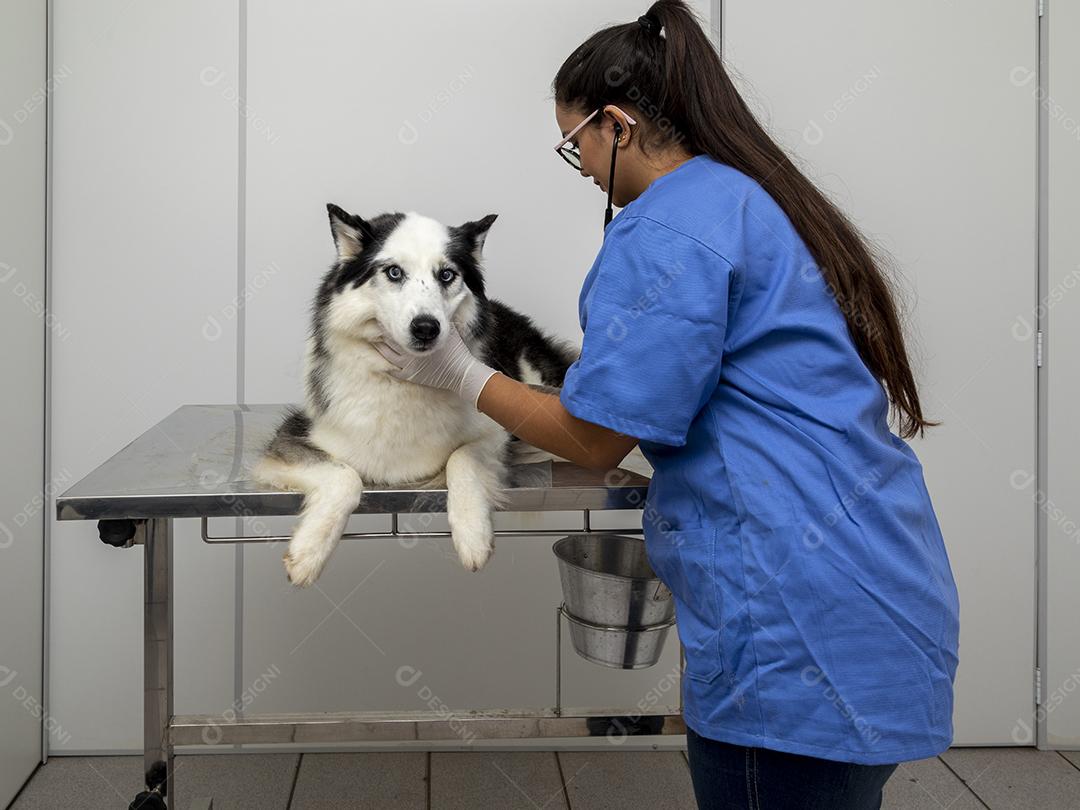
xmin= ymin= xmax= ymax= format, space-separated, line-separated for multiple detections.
xmin=48 ymin=0 xmax=712 ymax=752
xmin=1043 ymin=0 xmax=1080 ymax=750
xmin=724 ymin=0 xmax=1038 ymax=743
xmin=49 ymin=0 xmax=238 ymax=750
xmin=0 ymin=0 xmax=47 ymax=799
xmin=238 ymin=0 xmax=711 ymax=739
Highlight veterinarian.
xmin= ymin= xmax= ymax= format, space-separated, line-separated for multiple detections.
xmin=375 ymin=2 xmax=960 ymax=807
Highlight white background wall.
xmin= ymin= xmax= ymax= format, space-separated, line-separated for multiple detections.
xmin=41 ymin=0 xmax=1074 ymax=755
xmin=0 ymin=0 xmax=47 ymax=802
xmin=49 ymin=0 xmax=241 ymax=752
xmin=723 ymin=0 xmax=1039 ymax=747
xmin=48 ymin=0 xmax=708 ymax=753
xmin=1043 ymin=0 xmax=1080 ymax=748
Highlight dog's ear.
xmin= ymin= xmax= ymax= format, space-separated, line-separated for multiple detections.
xmin=327 ymin=203 xmax=374 ymax=261
xmin=456 ymin=214 xmax=498 ymax=263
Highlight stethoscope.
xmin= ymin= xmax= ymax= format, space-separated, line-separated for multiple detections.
xmin=604 ymin=122 xmax=625 ymax=229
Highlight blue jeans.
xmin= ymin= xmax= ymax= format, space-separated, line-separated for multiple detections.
xmin=685 ymin=726 xmax=899 ymax=809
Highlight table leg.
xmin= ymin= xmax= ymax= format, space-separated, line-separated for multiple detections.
xmin=142 ymin=517 xmax=174 ymax=808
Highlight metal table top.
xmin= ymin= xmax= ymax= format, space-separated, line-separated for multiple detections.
xmin=56 ymin=404 xmax=652 ymax=521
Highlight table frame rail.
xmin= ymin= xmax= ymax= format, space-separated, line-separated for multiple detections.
xmin=131 ymin=514 xmax=683 ymax=809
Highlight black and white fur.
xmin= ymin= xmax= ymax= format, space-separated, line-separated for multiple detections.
xmin=253 ymin=204 xmax=580 ymax=586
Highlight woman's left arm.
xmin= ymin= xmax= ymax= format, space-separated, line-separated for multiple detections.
xmin=475 ymin=372 xmax=639 ymax=472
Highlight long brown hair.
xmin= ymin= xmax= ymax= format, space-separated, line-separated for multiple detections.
xmin=552 ymin=0 xmax=938 ymax=439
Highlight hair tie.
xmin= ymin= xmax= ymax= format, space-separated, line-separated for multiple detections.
xmin=637 ymin=13 xmax=665 ymax=39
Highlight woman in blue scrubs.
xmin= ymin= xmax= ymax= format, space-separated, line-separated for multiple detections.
xmin=376 ymin=1 xmax=960 ymax=807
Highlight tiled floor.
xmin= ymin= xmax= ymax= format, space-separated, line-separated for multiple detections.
xmin=9 ymin=747 xmax=1080 ymax=809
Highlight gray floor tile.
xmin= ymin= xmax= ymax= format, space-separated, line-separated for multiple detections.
xmin=883 ymin=756 xmax=984 ymax=809
xmin=18 ymin=747 xmax=1080 ymax=809
xmin=941 ymin=747 xmax=1080 ymax=810
xmin=171 ymin=753 xmax=299 ymax=810
xmin=289 ymin=752 xmax=427 ymax=809
xmin=557 ymin=750 xmax=697 ymax=810
xmin=1058 ymin=750 xmax=1080 ymax=770
xmin=11 ymin=755 xmax=145 ymax=810
xmin=10 ymin=753 xmax=300 ymax=810
xmin=430 ymin=751 xmax=567 ymax=810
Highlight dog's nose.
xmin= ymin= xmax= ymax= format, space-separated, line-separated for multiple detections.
xmin=409 ymin=316 xmax=441 ymax=342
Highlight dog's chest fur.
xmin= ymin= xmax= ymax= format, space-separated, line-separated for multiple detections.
xmin=305 ymin=332 xmax=501 ymax=485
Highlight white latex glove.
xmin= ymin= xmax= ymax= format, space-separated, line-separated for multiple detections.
xmin=373 ymin=321 xmax=499 ymax=408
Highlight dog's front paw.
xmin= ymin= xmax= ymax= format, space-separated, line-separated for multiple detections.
xmin=448 ymin=516 xmax=494 ymax=573
xmin=455 ymin=539 xmax=493 ymax=573
xmin=283 ymin=543 xmax=327 ymax=588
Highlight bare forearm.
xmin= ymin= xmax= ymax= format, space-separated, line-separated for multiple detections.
xmin=475 ymin=372 xmax=621 ymax=470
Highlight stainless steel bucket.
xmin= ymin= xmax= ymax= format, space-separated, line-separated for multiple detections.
xmin=552 ymin=534 xmax=675 ymax=669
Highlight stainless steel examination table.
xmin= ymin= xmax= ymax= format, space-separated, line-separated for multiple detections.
xmin=56 ymin=403 xmax=687 ymax=809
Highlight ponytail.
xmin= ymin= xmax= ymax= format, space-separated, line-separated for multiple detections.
xmin=553 ymin=0 xmax=939 ymax=439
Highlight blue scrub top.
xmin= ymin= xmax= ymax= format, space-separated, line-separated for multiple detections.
xmin=559 ymin=154 xmax=960 ymax=766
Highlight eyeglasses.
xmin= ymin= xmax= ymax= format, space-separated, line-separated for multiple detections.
xmin=553 ymin=108 xmax=637 ymax=170
xmin=554 ymin=109 xmax=598 ymax=170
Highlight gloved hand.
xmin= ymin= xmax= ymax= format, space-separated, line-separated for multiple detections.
xmin=372 ymin=321 xmax=499 ymax=408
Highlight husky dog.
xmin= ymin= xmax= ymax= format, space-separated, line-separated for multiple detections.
xmin=252 ymin=204 xmax=580 ymax=587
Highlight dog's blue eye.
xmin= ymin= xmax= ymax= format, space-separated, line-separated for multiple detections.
xmin=438 ymin=268 xmax=456 ymax=283
xmin=384 ymin=265 xmax=403 ymax=281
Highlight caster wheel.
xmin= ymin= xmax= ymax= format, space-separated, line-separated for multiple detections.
xmin=129 ymin=791 xmax=167 ymax=810
xmin=99 ymin=519 xmax=137 ymax=548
